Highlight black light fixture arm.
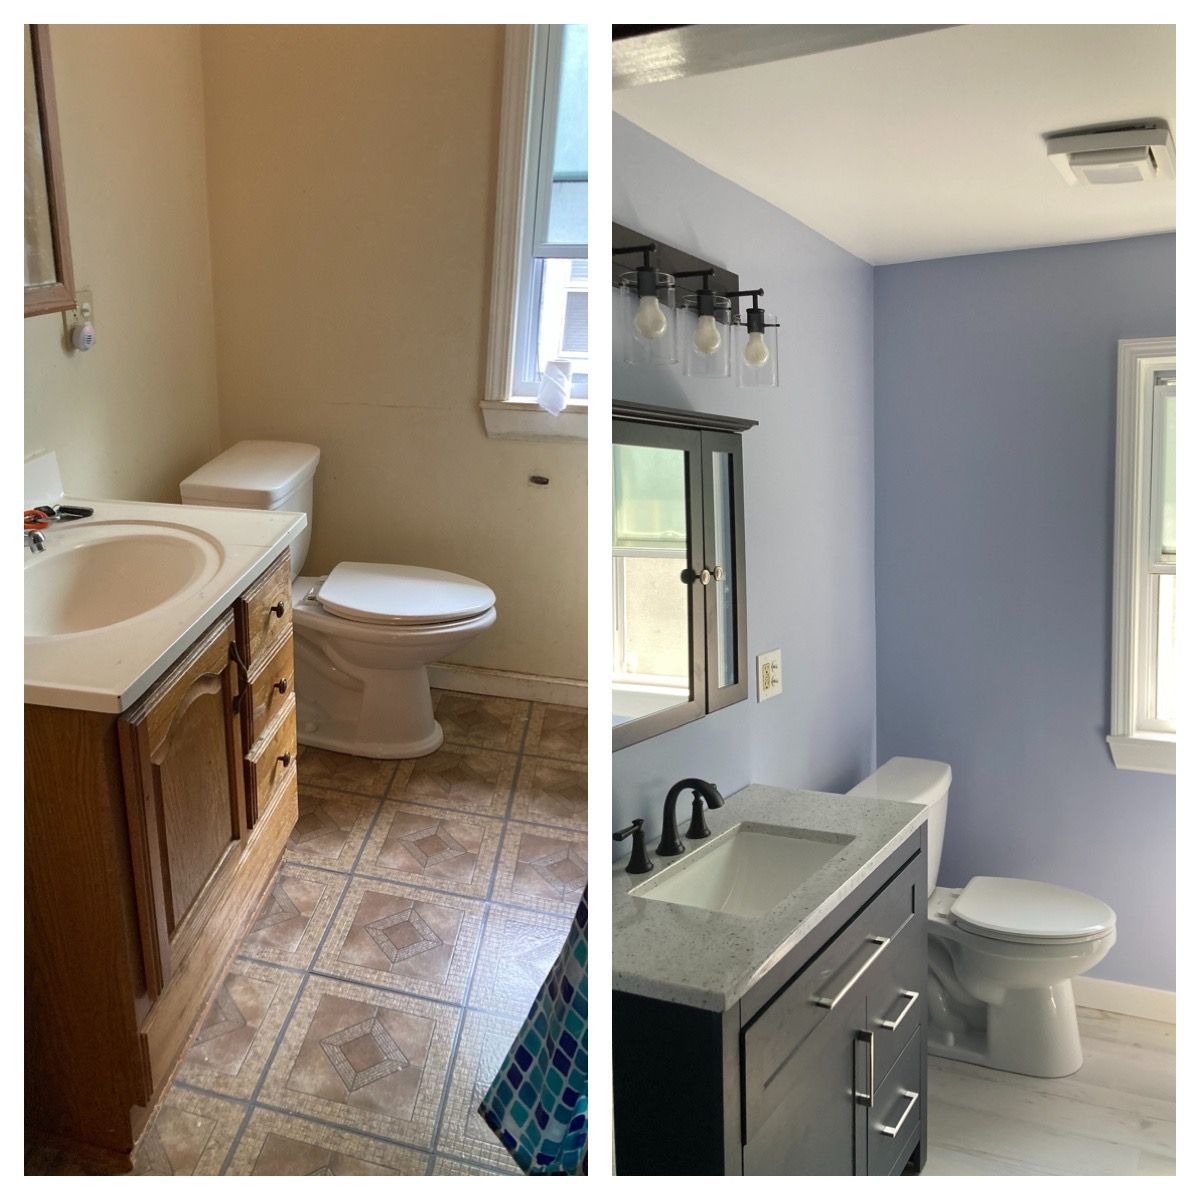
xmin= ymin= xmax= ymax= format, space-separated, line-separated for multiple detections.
xmin=675 ymin=268 xmax=718 ymax=316
xmin=614 ymin=243 xmax=661 ymax=298
xmin=726 ymin=287 xmax=779 ymax=330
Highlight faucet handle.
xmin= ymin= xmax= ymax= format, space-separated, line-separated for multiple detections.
xmin=614 ymin=819 xmax=655 ymax=875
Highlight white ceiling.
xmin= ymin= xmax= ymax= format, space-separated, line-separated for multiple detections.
xmin=613 ymin=24 xmax=1176 ymax=265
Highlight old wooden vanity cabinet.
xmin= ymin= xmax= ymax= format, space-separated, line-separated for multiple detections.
xmin=613 ymin=829 xmax=928 ymax=1175
xmin=26 ymin=550 xmax=299 ymax=1169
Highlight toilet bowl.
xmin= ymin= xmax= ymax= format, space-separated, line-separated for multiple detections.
xmin=291 ymin=565 xmax=496 ymax=758
xmin=180 ymin=441 xmax=497 ymax=759
xmin=849 ymin=758 xmax=1117 ymax=1078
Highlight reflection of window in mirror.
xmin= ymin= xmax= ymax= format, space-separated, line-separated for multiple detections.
xmin=25 ymin=24 xmax=74 ymax=316
xmin=613 ymin=442 xmax=693 ymax=724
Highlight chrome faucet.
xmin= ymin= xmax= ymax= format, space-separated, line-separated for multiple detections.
xmin=658 ymin=778 xmax=725 ymax=857
xmin=25 ymin=529 xmax=47 ymax=554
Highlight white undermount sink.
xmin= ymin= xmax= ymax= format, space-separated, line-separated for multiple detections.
xmin=25 ymin=520 xmax=224 ymax=638
xmin=631 ymin=824 xmax=853 ymax=918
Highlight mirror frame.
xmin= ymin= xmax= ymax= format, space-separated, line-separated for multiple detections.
xmin=25 ymin=24 xmax=75 ymax=318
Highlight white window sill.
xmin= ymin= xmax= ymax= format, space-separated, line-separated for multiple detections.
xmin=480 ymin=399 xmax=587 ymax=442
xmin=1106 ymin=733 xmax=1175 ymax=775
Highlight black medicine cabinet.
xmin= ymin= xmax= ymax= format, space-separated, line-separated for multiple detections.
xmin=612 ymin=400 xmax=754 ymax=751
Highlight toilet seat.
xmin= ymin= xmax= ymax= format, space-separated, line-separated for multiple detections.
xmin=950 ymin=876 xmax=1116 ymax=944
xmin=313 ymin=562 xmax=496 ymax=627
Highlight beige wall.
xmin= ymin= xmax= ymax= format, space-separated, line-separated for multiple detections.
xmin=201 ymin=25 xmax=587 ymax=681
xmin=24 ymin=25 xmax=220 ymax=503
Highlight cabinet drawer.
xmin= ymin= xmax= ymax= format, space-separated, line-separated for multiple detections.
xmin=247 ymin=635 xmax=294 ymax=744
xmin=867 ymin=906 xmax=926 ymax=1085
xmin=742 ymin=851 xmax=922 ymax=1143
xmin=246 ymin=696 xmax=297 ymax=825
xmin=237 ymin=551 xmax=292 ymax=666
xmin=866 ymin=1024 xmax=923 ymax=1176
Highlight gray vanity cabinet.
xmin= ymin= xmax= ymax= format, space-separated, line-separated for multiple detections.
xmin=613 ymin=828 xmax=928 ymax=1176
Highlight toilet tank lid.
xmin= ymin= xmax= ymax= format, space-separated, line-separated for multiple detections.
xmin=848 ymin=756 xmax=951 ymax=807
xmin=180 ymin=441 xmax=321 ymax=507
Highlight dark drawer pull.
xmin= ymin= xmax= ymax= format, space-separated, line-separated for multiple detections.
xmin=812 ymin=937 xmax=889 ymax=1009
xmin=877 ymin=1089 xmax=919 ymax=1138
xmin=277 ymin=752 xmax=292 ymax=767
xmin=273 ymin=678 xmax=289 ymax=695
xmin=270 ymin=602 xmax=286 ymax=618
xmin=877 ymin=989 xmax=920 ymax=1031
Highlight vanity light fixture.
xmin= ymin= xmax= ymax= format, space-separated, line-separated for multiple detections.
xmin=675 ymin=269 xmax=732 ymax=378
xmin=728 ymin=289 xmax=780 ymax=389
xmin=615 ymin=243 xmax=678 ymax=366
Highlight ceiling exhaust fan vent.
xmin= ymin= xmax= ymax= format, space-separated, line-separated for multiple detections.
xmin=1044 ymin=119 xmax=1175 ymax=185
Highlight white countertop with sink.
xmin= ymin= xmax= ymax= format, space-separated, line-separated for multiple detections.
xmin=24 ymin=497 xmax=305 ymax=714
xmin=613 ymin=784 xmax=927 ymax=1012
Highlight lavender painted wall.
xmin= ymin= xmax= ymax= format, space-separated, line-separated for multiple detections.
xmin=874 ymin=235 xmax=1176 ymax=989
xmin=612 ymin=116 xmax=877 ymax=851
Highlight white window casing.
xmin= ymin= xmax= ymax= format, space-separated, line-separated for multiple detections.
xmin=1108 ymin=336 xmax=1176 ymax=774
xmin=481 ymin=25 xmax=586 ymax=442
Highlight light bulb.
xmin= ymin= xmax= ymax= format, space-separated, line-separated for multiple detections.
xmin=693 ymin=314 xmax=722 ymax=355
xmin=633 ymin=294 xmax=668 ymax=340
xmin=744 ymin=330 xmax=770 ymax=368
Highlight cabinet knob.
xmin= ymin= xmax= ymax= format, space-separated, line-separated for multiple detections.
xmin=277 ymin=752 xmax=292 ymax=767
xmin=680 ymin=567 xmax=713 ymax=586
xmin=273 ymin=678 xmax=289 ymax=695
xmin=270 ymin=602 xmax=286 ymax=618
xmin=712 ymin=565 xmax=726 ymax=581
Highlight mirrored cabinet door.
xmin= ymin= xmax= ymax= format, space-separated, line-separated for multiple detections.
xmin=613 ymin=402 xmax=753 ymax=750
xmin=612 ymin=421 xmax=705 ymax=749
xmin=702 ymin=430 xmax=748 ymax=711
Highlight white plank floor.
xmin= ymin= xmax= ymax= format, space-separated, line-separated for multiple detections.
xmin=923 ymin=1007 xmax=1175 ymax=1176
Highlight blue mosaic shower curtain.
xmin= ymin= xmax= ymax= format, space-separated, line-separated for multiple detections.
xmin=479 ymin=888 xmax=587 ymax=1174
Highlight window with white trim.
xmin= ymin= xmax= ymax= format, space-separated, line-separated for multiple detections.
xmin=481 ymin=25 xmax=587 ymax=440
xmin=514 ymin=24 xmax=587 ymax=400
xmin=1108 ymin=337 xmax=1177 ymax=774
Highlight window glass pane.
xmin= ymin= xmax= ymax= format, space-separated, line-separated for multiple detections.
xmin=1158 ymin=389 xmax=1176 ymax=557
xmin=534 ymin=258 xmax=587 ymax=384
xmin=545 ymin=24 xmax=587 ymax=246
xmin=1155 ymin=573 xmax=1175 ymax=723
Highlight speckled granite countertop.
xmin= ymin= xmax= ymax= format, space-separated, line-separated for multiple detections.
xmin=613 ymin=784 xmax=926 ymax=1012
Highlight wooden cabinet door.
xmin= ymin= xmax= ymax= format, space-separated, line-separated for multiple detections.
xmin=742 ymin=997 xmax=861 ymax=1175
xmin=119 ymin=614 xmax=247 ymax=999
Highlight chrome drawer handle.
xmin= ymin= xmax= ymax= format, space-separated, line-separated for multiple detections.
xmin=877 ymin=989 xmax=920 ymax=1031
xmin=854 ymin=1029 xmax=875 ymax=1105
xmin=812 ymin=936 xmax=890 ymax=1009
xmin=877 ymin=1089 xmax=919 ymax=1138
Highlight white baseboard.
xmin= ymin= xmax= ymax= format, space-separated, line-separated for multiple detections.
xmin=1075 ymin=976 xmax=1175 ymax=1023
xmin=428 ymin=662 xmax=586 ymax=708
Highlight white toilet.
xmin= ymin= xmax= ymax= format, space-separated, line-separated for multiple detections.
xmin=181 ymin=440 xmax=497 ymax=759
xmin=849 ymin=757 xmax=1116 ymax=1078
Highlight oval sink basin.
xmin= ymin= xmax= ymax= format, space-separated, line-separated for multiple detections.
xmin=25 ymin=521 xmax=224 ymax=638
xmin=632 ymin=824 xmax=853 ymax=918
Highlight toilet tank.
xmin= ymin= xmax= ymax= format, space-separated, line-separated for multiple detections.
xmin=848 ymin=757 xmax=951 ymax=897
xmin=179 ymin=440 xmax=320 ymax=580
